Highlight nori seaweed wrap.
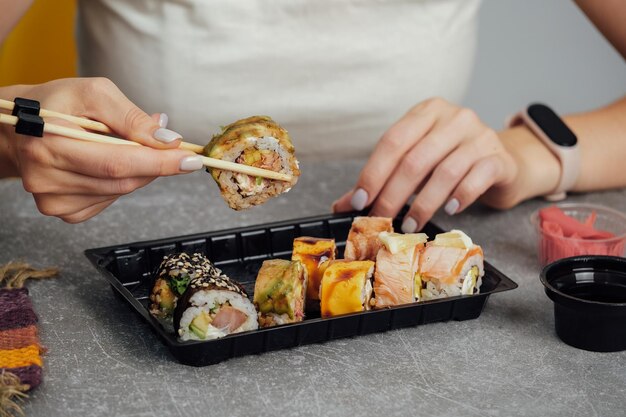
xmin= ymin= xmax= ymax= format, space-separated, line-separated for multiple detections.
xmin=149 ymin=253 xmax=213 ymax=318
xmin=174 ymin=266 xmax=258 ymax=341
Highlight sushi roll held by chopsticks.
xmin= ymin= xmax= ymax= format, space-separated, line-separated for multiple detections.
xmin=418 ymin=230 xmax=484 ymax=301
xmin=174 ymin=265 xmax=258 ymax=341
xmin=291 ymin=237 xmax=337 ymax=311
xmin=204 ymin=116 xmax=300 ymax=210
xmin=253 ymin=259 xmax=307 ymax=328
xmin=320 ymin=260 xmax=375 ymax=318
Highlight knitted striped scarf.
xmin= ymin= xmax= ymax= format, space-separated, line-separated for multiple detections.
xmin=0 ymin=262 xmax=57 ymax=417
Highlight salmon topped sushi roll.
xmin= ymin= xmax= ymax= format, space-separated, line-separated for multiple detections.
xmin=203 ymin=116 xmax=300 ymax=210
xmin=344 ymin=216 xmax=393 ymax=261
xmin=292 ymin=237 xmax=336 ymax=310
xmin=320 ymin=260 xmax=375 ymax=318
xmin=418 ymin=230 xmax=484 ymax=301
xmin=253 ymin=259 xmax=307 ymax=328
xmin=372 ymin=232 xmax=428 ymax=308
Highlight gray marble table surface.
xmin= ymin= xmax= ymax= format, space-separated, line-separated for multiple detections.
xmin=1 ymin=160 xmax=625 ymax=417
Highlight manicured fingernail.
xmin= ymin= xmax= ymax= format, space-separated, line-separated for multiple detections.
xmin=154 ymin=128 xmax=181 ymax=143
xmin=401 ymin=217 xmax=418 ymax=233
xmin=158 ymin=113 xmax=169 ymax=128
xmin=180 ymin=156 xmax=203 ymax=171
xmin=444 ymin=198 xmax=460 ymax=216
xmin=350 ymin=188 xmax=368 ymax=211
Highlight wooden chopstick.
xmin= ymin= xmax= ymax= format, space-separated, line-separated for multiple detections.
xmin=0 ymin=98 xmax=206 ymax=154
xmin=0 ymin=113 xmax=292 ymax=182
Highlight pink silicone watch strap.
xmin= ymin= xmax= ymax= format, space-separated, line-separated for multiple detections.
xmin=507 ymin=110 xmax=580 ymax=201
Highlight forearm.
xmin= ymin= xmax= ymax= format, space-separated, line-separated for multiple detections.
xmin=497 ymin=96 xmax=626 ymax=204
xmin=575 ymin=0 xmax=626 ymax=60
xmin=0 ymin=0 xmax=34 ymax=43
xmin=566 ymin=96 xmax=626 ymax=191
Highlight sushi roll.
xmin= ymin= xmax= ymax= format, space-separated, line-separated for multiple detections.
xmin=320 ymin=260 xmax=375 ymax=318
xmin=344 ymin=216 xmax=393 ymax=261
xmin=204 ymin=116 xmax=300 ymax=210
xmin=418 ymin=230 xmax=484 ymax=301
xmin=174 ymin=266 xmax=258 ymax=341
xmin=372 ymin=232 xmax=428 ymax=308
xmin=149 ymin=253 xmax=213 ymax=318
xmin=291 ymin=237 xmax=336 ymax=310
xmin=253 ymin=259 xmax=307 ymax=328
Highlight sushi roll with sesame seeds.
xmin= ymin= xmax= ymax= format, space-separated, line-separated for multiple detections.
xmin=149 ymin=253 xmax=213 ymax=318
xmin=203 ymin=116 xmax=300 ymax=210
xmin=174 ymin=265 xmax=258 ymax=341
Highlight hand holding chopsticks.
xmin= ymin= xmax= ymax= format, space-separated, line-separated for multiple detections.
xmin=0 ymin=98 xmax=292 ymax=182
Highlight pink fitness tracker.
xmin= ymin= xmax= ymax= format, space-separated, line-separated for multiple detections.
xmin=507 ymin=103 xmax=580 ymax=201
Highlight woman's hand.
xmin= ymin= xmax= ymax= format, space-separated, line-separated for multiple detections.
xmin=332 ymin=97 xmax=523 ymax=232
xmin=0 ymin=78 xmax=204 ymax=223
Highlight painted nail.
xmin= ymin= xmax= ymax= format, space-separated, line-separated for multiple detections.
xmin=180 ymin=155 xmax=203 ymax=172
xmin=350 ymin=188 xmax=368 ymax=211
xmin=401 ymin=217 xmax=418 ymax=234
xmin=154 ymin=128 xmax=182 ymax=143
xmin=444 ymin=198 xmax=460 ymax=216
xmin=158 ymin=113 xmax=169 ymax=128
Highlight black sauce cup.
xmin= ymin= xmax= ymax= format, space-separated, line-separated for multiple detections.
xmin=540 ymin=256 xmax=626 ymax=352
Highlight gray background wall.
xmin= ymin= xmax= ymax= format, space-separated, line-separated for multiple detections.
xmin=464 ymin=0 xmax=626 ymax=129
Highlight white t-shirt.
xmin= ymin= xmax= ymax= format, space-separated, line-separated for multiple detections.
xmin=77 ymin=0 xmax=480 ymax=158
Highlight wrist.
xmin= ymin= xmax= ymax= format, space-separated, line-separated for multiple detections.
xmin=498 ymin=125 xmax=561 ymax=202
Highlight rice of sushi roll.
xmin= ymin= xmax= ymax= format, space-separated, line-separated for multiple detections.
xmin=203 ymin=116 xmax=300 ymax=210
xmin=344 ymin=216 xmax=393 ymax=261
xmin=253 ymin=259 xmax=307 ymax=328
xmin=291 ymin=237 xmax=336 ymax=311
xmin=174 ymin=267 xmax=258 ymax=341
xmin=149 ymin=253 xmax=213 ymax=318
xmin=417 ymin=230 xmax=484 ymax=301
xmin=319 ymin=260 xmax=375 ymax=318
xmin=372 ymin=232 xmax=427 ymax=308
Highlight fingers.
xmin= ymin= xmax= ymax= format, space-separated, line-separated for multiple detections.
xmin=78 ymin=78 xmax=182 ymax=149
xmin=60 ymin=199 xmax=118 ymax=224
xmin=346 ymin=101 xmax=444 ymax=210
xmin=368 ymin=119 xmax=478 ymax=218
xmin=402 ymin=154 xmax=504 ymax=233
xmin=22 ymin=168 xmax=155 ymax=195
xmin=30 ymin=124 xmax=203 ymax=178
xmin=33 ymin=193 xmax=119 ymax=217
xmin=332 ymin=190 xmax=354 ymax=213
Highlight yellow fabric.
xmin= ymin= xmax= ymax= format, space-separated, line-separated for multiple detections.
xmin=0 ymin=0 xmax=77 ymax=87
xmin=0 ymin=345 xmax=42 ymax=369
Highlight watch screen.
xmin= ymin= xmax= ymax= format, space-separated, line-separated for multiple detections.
xmin=528 ymin=103 xmax=577 ymax=147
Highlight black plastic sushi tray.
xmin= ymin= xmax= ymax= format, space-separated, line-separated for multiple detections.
xmin=85 ymin=211 xmax=518 ymax=366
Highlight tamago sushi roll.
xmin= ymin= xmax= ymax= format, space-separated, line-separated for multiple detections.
xmin=174 ymin=265 xmax=258 ymax=341
xmin=320 ymin=260 xmax=375 ymax=318
xmin=291 ymin=237 xmax=336 ymax=310
xmin=204 ymin=116 xmax=300 ymax=210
